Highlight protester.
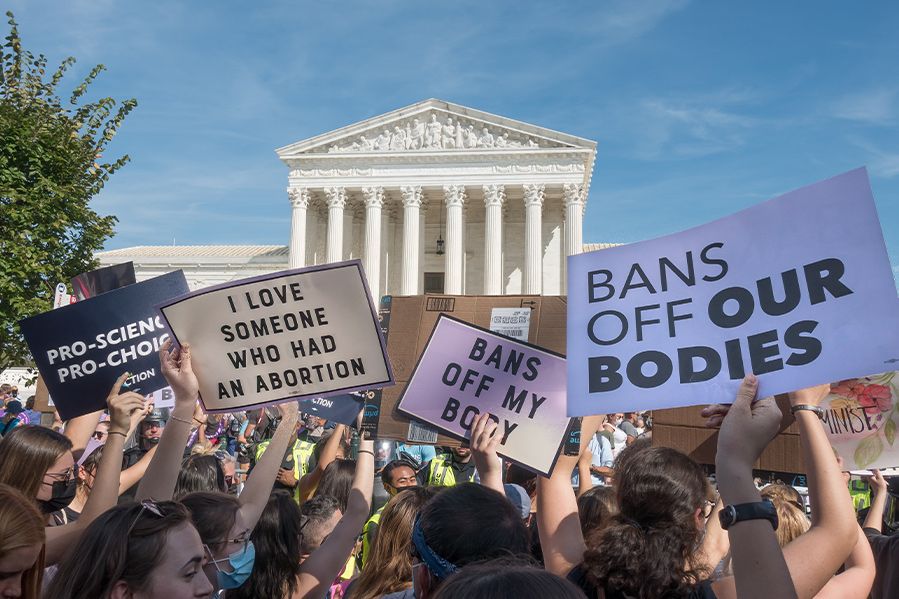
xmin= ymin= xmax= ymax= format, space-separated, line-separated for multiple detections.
xmin=295 ymin=424 xmax=349 ymax=503
xmin=430 ymin=559 xmax=585 ymax=599
xmin=0 ymin=483 xmax=46 ymax=599
xmin=0 ymin=373 xmax=143 ymax=565
xmin=616 ymin=412 xmax=640 ymax=445
xmin=44 ymin=500 xmax=213 ymax=598
xmin=349 ymin=486 xmax=439 ymax=599
xmin=572 ymin=430 xmax=614 ymax=491
xmin=576 ymin=485 xmax=618 ymax=540
xmin=0 ymin=399 xmax=24 ymax=435
xmin=314 ymin=459 xmax=357 ymax=513
xmin=863 ymin=469 xmax=898 ymax=599
xmin=360 ymin=459 xmax=418 ymax=567
xmin=174 ymin=453 xmax=229 ymax=499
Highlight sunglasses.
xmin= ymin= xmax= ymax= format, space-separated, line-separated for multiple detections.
xmin=127 ymin=499 xmax=165 ymax=537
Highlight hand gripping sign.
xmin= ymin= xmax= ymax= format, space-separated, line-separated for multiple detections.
xmin=396 ymin=314 xmax=571 ymax=475
xmin=158 ymin=260 xmax=393 ymax=413
xmin=567 ymin=168 xmax=899 ymax=416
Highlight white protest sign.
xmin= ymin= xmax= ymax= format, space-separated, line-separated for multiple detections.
xmin=158 ymin=261 xmax=394 ymax=412
xmin=489 ymin=307 xmax=532 ymax=341
xmin=396 ymin=314 xmax=570 ymax=475
xmin=567 ymin=168 xmax=899 ymax=416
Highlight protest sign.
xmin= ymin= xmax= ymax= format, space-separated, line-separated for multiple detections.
xmin=300 ymin=393 xmax=365 ymax=426
xmin=19 ymin=271 xmax=190 ymax=420
xmin=71 ymin=262 xmax=136 ymax=301
xmin=396 ymin=314 xmax=570 ymax=475
xmin=567 ymin=168 xmax=899 ymax=416
xmin=148 ymin=386 xmax=176 ymax=409
xmin=158 ymin=260 xmax=393 ymax=413
xmin=823 ymin=371 xmax=899 ymax=470
xmin=489 ymin=307 xmax=531 ymax=341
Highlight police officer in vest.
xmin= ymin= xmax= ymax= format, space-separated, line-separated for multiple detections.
xmin=255 ymin=408 xmax=317 ymax=501
xmin=120 ymin=408 xmax=167 ymax=500
xmin=418 ymin=445 xmax=477 ymax=487
xmin=360 ymin=459 xmax=419 ymax=568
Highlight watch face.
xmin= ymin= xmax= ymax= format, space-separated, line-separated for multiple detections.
xmin=719 ymin=505 xmax=737 ymax=529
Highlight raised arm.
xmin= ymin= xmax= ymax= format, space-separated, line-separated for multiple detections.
xmin=711 ymin=376 xmax=796 ymax=599
xmin=470 ymin=412 xmax=504 ymax=495
xmin=863 ymin=469 xmax=887 ymax=533
xmin=136 ymin=340 xmax=200 ymax=501
xmin=576 ymin=445 xmax=593 ymax=498
xmin=46 ymin=374 xmax=144 ymax=564
xmin=537 ymin=415 xmax=602 ymax=577
xmin=118 ymin=444 xmax=157 ymax=494
xmin=293 ymin=436 xmax=375 ymax=598
xmin=237 ymin=400 xmax=298 ymax=531
xmin=297 ymin=423 xmax=346 ymax=502
xmin=814 ymin=525 xmax=875 ymax=599
xmin=63 ymin=409 xmax=103 ymax=455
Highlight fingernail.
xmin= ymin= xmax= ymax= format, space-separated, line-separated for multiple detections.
xmin=747 ymin=374 xmax=757 ymax=384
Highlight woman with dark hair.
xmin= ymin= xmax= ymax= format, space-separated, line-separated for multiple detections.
xmin=348 ymin=486 xmax=440 ymax=599
xmin=577 ymin=485 xmax=618 ymax=541
xmin=431 ymin=559 xmax=584 ymax=599
xmin=174 ymin=454 xmax=228 ymax=500
xmin=0 ymin=374 xmax=144 ymax=565
xmin=539 ymin=377 xmax=859 ymax=599
xmin=314 ymin=459 xmax=356 ymax=512
xmin=0 ymin=484 xmax=45 ymax=599
xmin=44 ymin=500 xmax=213 ymax=598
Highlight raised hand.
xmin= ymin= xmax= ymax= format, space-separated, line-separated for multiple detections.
xmin=106 ymin=373 xmax=148 ymax=435
xmin=158 ymin=338 xmax=199 ymax=402
xmin=717 ymin=375 xmax=782 ymax=470
xmin=788 ymin=383 xmax=830 ymax=408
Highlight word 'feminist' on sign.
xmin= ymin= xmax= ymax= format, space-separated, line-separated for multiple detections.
xmin=398 ymin=315 xmax=570 ymax=475
xmin=159 ymin=261 xmax=393 ymax=413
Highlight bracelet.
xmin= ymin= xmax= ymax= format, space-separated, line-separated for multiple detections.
xmin=108 ymin=430 xmax=128 ymax=439
xmin=170 ymin=415 xmax=194 ymax=426
xmin=357 ymin=449 xmax=374 ymax=457
xmin=790 ymin=404 xmax=825 ymax=420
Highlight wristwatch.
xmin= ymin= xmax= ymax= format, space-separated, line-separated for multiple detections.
xmin=719 ymin=499 xmax=779 ymax=530
xmin=790 ymin=404 xmax=825 ymax=420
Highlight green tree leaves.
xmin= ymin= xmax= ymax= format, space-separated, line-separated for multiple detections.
xmin=0 ymin=11 xmax=136 ymax=371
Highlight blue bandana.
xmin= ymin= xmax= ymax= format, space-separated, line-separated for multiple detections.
xmin=411 ymin=515 xmax=458 ymax=580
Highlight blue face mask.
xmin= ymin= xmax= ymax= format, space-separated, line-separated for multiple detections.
xmin=216 ymin=541 xmax=256 ymax=589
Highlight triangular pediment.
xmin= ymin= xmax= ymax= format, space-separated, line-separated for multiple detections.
xmin=276 ymin=99 xmax=596 ymax=157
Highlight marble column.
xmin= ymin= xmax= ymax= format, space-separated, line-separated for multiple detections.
xmin=400 ymin=186 xmax=423 ymax=295
xmin=563 ymin=183 xmax=586 ymax=257
xmin=324 ymin=187 xmax=347 ymax=263
xmin=444 ymin=185 xmax=466 ymax=295
xmin=483 ymin=184 xmax=505 ymax=295
xmin=523 ymin=184 xmax=545 ymax=294
xmin=362 ymin=187 xmax=384 ymax=301
xmin=287 ymin=188 xmax=310 ymax=268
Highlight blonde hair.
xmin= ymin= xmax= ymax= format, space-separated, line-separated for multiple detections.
xmin=0 ymin=484 xmax=46 ymax=599
xmin=761 ymin=484 xmax=810 ymax=546
xmin=351 ymin=487 xmax=439 ymax=599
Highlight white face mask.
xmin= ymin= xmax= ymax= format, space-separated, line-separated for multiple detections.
xmin=613 ymin=418 xmax=623 ymax=426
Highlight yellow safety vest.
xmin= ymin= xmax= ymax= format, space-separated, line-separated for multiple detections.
xmin=360 ymin=504 xmax=385 ymax=569
xmin=427 ymin=454 xmax=475 ymax=487
xmin=849 ymin=479 xmax=871 ymax=512
xmin=255 ymin=438 xmax=316 ymax=500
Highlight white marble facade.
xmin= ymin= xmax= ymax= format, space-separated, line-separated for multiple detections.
xmin=278 ymin=98 xmax=597 ymax=299
xmin=98 ymin=99 xmax=599 ymax=297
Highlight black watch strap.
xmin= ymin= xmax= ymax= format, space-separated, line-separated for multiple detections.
xmin=719 ymin=499 xmax=779 ymax=531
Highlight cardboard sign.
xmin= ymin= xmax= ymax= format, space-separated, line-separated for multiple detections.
xmin=19 ymin=271 xmax=190 ymax=420
xmin=823 ymin=371 xmax=899 ymax=470
xmin=299 ymin=393 xmax=365 ymax=426
xmin=71 ymin=262 xmax=136 ymax=301
xmin=396 ymin=314 xmax=570 ymax=475
xmin=158 ymin=261 xmax=393 ymax=413
xmin=567 ymin=168 xmax=899 ymax=416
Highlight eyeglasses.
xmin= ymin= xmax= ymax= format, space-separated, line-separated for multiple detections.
xmin=43 ymin=467 xmax=78 ymax=486
xmin=203 ymin=529 xmax=251 ymax=572
xmin=127 ymin=499 xmax=165 ymax=537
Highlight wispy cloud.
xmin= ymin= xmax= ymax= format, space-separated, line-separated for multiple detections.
xmin=830 ymin=88 xmax=897 ymax=125
xmin=851 ymin=138 xmax=899 ymax=178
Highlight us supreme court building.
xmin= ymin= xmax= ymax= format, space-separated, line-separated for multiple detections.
xmin=99 ymin=99 xmax=609 ymax=293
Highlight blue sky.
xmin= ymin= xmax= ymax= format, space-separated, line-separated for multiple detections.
xmin=9 ymin=1 xmax=899 ymax=282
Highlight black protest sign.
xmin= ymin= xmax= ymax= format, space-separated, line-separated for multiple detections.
xmin=157 ymin=261 xmax=394 ymax=413
xmin=19 ymin=271 xmax=189 ymax=420
xmin=299 ymin=393 xmax=365 ymax=426
xmin=71 ymin=261 xmax=137 ymax=301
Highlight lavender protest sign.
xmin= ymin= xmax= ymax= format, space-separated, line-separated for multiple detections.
xmin=158 ymin=261 xmax=393 ymax=413
xmin=396 ymin=314 xmax=570 ymax=475
xmin=823 ymin=372 xmax=899 ymax=470
xmin=568 ymin=168 xmax=899 ymax=416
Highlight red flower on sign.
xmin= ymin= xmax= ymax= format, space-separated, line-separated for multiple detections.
xmin=831 ymin=380 xmax=866 ymax=399
xmin=857 ymin=384 xmax=892 ymax=415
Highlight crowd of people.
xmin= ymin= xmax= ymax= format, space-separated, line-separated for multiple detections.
xmin=0 ymin=342 xmax=897 ymax=599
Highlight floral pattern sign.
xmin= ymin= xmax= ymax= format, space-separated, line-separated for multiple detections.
xmin=823 ymin=372 xmax=899 ymax=470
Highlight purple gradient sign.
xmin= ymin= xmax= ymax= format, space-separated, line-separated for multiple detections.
xmin=568 ymin=168 xmax=899 ymax=416
xmin=396 ymin=314 xmax=570 ymax=475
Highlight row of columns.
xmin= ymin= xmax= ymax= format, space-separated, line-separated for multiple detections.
xmin=288 ymin=184 xmax=587 ymax=299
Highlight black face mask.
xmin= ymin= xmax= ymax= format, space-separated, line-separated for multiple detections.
xmin=38 ymin=478 xmax=77 ymax=513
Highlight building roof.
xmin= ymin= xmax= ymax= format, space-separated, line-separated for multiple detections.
xmin=98 ymin=245 xmax=289 ymax=258
xmin=582 ymin=242 xmax=622 ymax=252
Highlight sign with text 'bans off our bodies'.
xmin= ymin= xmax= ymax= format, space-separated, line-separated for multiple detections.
xmin=158 ymin=261 xmax=393 ymax=413
xmin=19 ymin=271 xmax=190 ymax=420
xmin=397 ymin=315 xmax=570 ymax=475
xmin=567 ymin=168 xmax=899 ymax=416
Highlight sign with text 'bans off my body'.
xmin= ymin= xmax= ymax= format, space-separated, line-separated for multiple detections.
xmin=567 ymin=168 xmax=899 ymax=416
xmin=19 ymin=271 xmax=190 ymax=420
xmin=158 ymin=261 xmax=393 ymax=413
xmin=397 ymin=315 xmax=570 ymax=475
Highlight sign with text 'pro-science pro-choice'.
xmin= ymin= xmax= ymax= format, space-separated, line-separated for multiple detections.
xmin=19 ymin=271 xmax=190 ymax=420
xmin=158 ymin=261 xmax=393 ymax=413
xmin=397 ymin=314 xmax=570 ymax=475
xmin=567 ymin=168 xmax=899 ymax=416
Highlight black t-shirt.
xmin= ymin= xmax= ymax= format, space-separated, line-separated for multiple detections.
xmin=863 ymin=526 xmax=899 ymax=599
xmin=567 ymin=565 xmax=718 ymax=599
